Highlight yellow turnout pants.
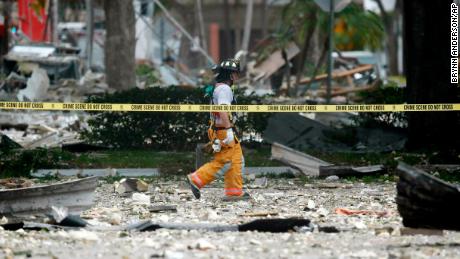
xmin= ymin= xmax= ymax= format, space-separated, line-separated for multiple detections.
xmin=190 ymin=129 xmax=244 ymax=196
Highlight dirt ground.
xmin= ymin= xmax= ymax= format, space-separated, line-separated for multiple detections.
xmin=1 ymin=177 xmax=460 ymax=259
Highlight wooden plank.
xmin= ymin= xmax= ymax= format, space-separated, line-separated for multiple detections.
xmin=299 ymin=64 xmax=374 ymax=84
xmin=271 ymin=142 xmax=332 ymax=177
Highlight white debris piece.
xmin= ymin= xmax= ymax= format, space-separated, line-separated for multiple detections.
xmin=68 ymin=229 xmax=100 ymax=241
xmin=17 ymin=67 xmax=50 ymax=101
xmin=307 ymin=200 xmax=316 ymax=210
xmin=325 ymin=175 xmax=340 ymax=182
xmin=132 ymin=193 xmax=151 ymax=205
xmin=194 ymin=239 xmax=216 ymax=250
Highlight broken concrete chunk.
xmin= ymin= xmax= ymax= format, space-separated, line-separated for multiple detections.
xmin=0 ymin=216 xmax=8 ymax=225
xmin=114 ymin=178 xmax=149 ymax=194
xmin=50 ymin=206 xmax=69 ymax=223
xmin=0 ymin=177 xmax=98 ymax=215
xmin=132 ymin=193 xmax=151 ymax=205
xmin=325 ymin=175 xmax=340 ymax=182
xmin=306 ymin=200 xmax=316 ymax=210
xmin=271 ymin=142 xmax=332 ymax=176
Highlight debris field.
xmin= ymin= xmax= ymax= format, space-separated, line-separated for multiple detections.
xmin=1 ymin=177 xmax=460 ymax=259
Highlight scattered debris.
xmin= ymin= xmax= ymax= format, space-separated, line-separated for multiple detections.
xmin=4 ymin=44 xmax=81 ymax=83
xmin=304 ymin=183 xmax=353 ymax=189
xmin=128 ymin=218 xmax=311 ymax=233
xmin=193 ymin=239 xmax=216 ymax=250
xmin=0 ymin=177 xmax=98 ymax=215
xmin=306 ymin=200 xmax=316 ymax=210
xmin=249 ymin=177 xmax=268 ymax=189
xmin=33 ymin=168 xmax=160 ymax=178
xmin=299 ymin=64 xmax=374 ymax=85
xmin=48 ymin=206 xmax=88 ymax=227
xmin=0 ymin=72 xmax=27 ymax=92
xmin=239 ymin=211 xmax=279 ymax=217
xmin=0 ymin=178 xmax=33 ymax=189
xmin=114 ymin=178 xmax=149 ymax=194
xmin=271 ymin=142 xmax=332 ymax=176
xmin=319 ymin=165 xmax=386 ymax=178
xmin=397 ymin=162 xmax=460 ymax=231
xmin=131 ymin=193 xmax=151 ymax=205
xmin=335 ymin=208 xmax=389 ymax=217
xmin=400 ymin=227 xmax=444 ymax=236
xmin=318 ymin=225 xmax=340 ymax=233
xmin=325 ymin=175 xmax=340 ymax=182
xmin=251 ymin=42 xmax=300 ymax=80
xmin=149 ymin=205 xmax=177 ymax=213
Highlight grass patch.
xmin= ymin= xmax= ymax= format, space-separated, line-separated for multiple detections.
xmin=71 ymin=150 xmax=195 ymax=174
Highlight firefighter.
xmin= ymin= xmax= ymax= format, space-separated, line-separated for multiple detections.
xmin=186 ymin=58 xmax=250 ymax=201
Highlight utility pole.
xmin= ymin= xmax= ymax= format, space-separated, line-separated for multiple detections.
xmin=85 ymin=0 xmax=94 ymax=70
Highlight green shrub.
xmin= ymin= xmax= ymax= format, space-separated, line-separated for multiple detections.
xmin=82 ymin=86 xmax=270 ymax=151
xmin=354 ymin=84 xmax=407 ymax=129
xmin=0 ymin=148 xmax=73 ymax=177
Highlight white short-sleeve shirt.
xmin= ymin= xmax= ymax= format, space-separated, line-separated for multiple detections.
xmin=212 ymin=83 xmax=233 ymax=125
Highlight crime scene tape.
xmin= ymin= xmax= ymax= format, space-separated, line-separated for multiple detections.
xmin=0 ymin=102 xmax=459 ymax=113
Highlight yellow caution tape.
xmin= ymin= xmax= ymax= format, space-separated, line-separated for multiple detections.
xmin=0 ymin=102 xmax=459 ymax=113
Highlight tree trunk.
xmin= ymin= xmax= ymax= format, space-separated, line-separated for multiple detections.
xmin=403 ymin=0 xmax=460 ymax=158
xmin=375 ymin=0 xmax=399 ymax=76
xmin=295 ymin=11 xmax=317 ymax=94
xmin=305 ymin=36 xmax=329 ymax=93
xmin=103 ymin=0 xmax=136 ymax=90
xmin=1 ymin=0 xmax=12 ymax=57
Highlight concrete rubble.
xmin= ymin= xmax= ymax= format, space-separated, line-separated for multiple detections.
xmin=0 ymin=176 xmax=459 ymax=258
xmin=0 ymin=111 xmax=89 ymax=148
